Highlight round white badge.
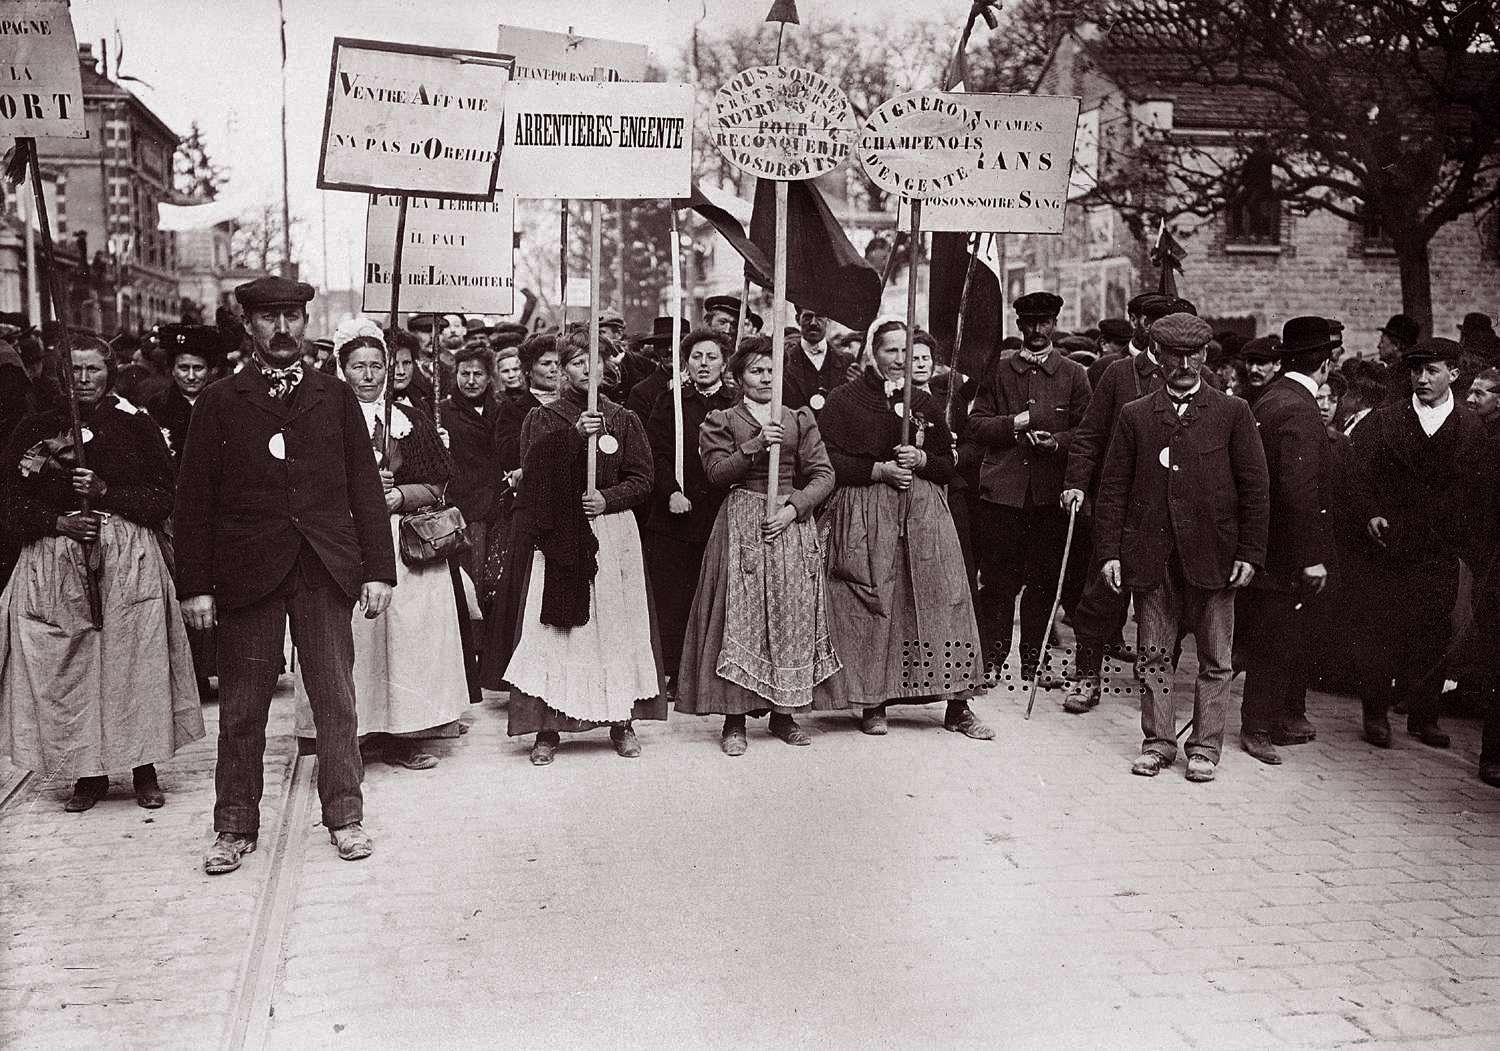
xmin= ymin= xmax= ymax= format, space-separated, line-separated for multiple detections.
xmin=809 ymin=393 xmax=826 ymax=411
xmin=268 ymin=433 xmax=287 ymax=460
xmin=79 ymin=426 xmax=94 ymax=443
xmin=597 ymin=434 xmax=620 ymax=456
xmin=893 ymin=401 xmax=906 ymax=418
xmin=1158 ymin=447 xmax=1172 ymax=469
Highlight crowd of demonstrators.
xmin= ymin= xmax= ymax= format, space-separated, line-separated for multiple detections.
xmin=0 ymin=270 xmax=1497 ymax=883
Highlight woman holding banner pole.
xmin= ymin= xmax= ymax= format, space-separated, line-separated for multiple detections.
xmin=812 ymin=317 xmax=992 ymax=739
xmin=484 ymin=332 xmax=663 ymax=765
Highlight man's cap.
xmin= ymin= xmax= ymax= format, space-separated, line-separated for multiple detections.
xmin=408 ymin=315 xmax=438 ymax=333
xmin=1013 ymin=291 xmax=1063 ymax=319
xmin=1241 ymin=335 xmax=1283 ymax=361
xmin=1150 ymin=312 xmax=1214 ymax=352
xmin=464 ymin=317 xmax=489 ymax=334
xmin=1097 ymin=317 xmax=1133 ymax=343
xmin=598 ymin=309 xmax=625 ymax=330
xmin=1378 ymin=313 xmax=1420 ymax=347
xmin=1057 ymin=334 xmax=1099 ymax=363
xmin=640 ymin=316 xmax=693 ymax=347
xmin=1459 ymin=311 xmax=1495 ymax=335
xmin=234 ymin=276 xmax=314 ymax=310
xmin=1281 ymin=316 xmax=1341 ymax=357
xmin=155 ymin=323 xmax=225 ymax=363
xmin=1402 ymin=337 xmax=1462 ymax=366
xmin=703 ymin=295 xmax=743 ymax=318
xmin=1127 ymin=292 xmax=1196 ymax=323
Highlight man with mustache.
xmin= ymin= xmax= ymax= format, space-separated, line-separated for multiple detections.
xmin=1094 ymin=313 xmax=1269 ymax=782
xmin=1240 ymin=335 xmax=1282 ymax=406
xmin=173 ymin=277 xmax=395 ymax=875
xmin=969 ymin=291 xmax=1092 ymax=686
xmin=781 ymin=306 xmax=854 ymax=414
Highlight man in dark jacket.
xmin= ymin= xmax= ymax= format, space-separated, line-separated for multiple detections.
xmin=175 ymin=277 xmax=395 ymax=875
xmin=969 ymin=291 xmax=1092 ymax=684
xmin=1237 ymin=317 xmax=1338 ymax=765
xmin=782 ymin=307 xmax=854 ymax=413
xmin=1094 ymin=313 xmax=1269 ymax=782
xmin=1349 ymin=336 xmax=1492 ymax=750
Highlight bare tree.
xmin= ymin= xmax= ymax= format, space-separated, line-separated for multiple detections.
xmin=1063 ymin=0 xmax=1499 ymax=333
xmin=230 ymin=203 xmax=298 ymax=274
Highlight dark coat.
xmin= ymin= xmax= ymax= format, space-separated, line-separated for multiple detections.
xmin=172 ymin=366 xmax=396 ymax=610
xmin=1249 ymin=375 xmax=1335 ymax=591
xmin=968 ymin=348 xmax=1091 ymax=508
xmin=642 ymin=382 xmax=736 ymax=544
xmin=494 ymin=388 xmax=541 ymax=473
xmin=1065 ymin=350 xmax=1168 ymax=499
xmin=818 ymin=370 xmax=956 ymax=487
xmin=438 ymin=391 xmax=504 ymax=524
xmin=782 ymin=342 xmax=855 ymax=413
xmin=625 ymin=365 xmax=671 ymax=421
xmin=145 ymin=383 xmax=197 ymax=463
xmin=1095 ymin=383 xmax=1270 ymax=591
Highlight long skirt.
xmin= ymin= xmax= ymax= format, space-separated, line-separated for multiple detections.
xmin=676 ymin=488 xmax=840 ymax=715
xmin=293 ymin=518 xmax=468 ymax=740
xmin=0 ymin=517 xmax=204 ymax=777
xmin=505 ymin=510 xmax=665 ymax=736
xmin=814 ymin=478 xmax=984 ymax=710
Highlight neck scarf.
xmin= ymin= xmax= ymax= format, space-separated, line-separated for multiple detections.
xmin=253 ymin=351 xmax=304 ymax=400
xmin=1019 ymin=346 xmax=1050 ymax=367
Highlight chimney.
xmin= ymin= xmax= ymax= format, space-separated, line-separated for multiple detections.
xmin=78 ymin=42 xmax=98 ymax=73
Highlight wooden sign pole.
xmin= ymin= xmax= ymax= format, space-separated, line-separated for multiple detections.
xmin=669 ymin=206 xmax=685 ymax=488
xmin=900 ymin=198 xmax=922 ymax=446
xmin=585 ymin=200 xmax=603 ymax=490
xmin=431 ymin=310 xmax=441 ymax=422
xmin=558 ymin=202 xmax=569 ymax=327
xmin=765 ymin=179 xmax=789 ymax=514
xmin=383 ymin=194 xmax=410 ymax=465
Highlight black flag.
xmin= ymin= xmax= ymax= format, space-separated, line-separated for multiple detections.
xmin=928 ymin=231 xmax=1003 ymax=376
xmin=747 ymin=178 xmax=881 ymax=331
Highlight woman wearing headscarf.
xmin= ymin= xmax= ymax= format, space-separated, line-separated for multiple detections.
xmin=293 ymin=320 xmax=468 ymax=769
xmin=641 ymin=330 xmax=736 ymax=686
xmin=0 ymin=337 xmax=204 ymax=810
xmin=675 ymin=339 xmax=839 ymax=753
xmin=482 ymin=331 xmax=662 ymax=765
xmin=813 ymin=317 xmax=993 ymax=739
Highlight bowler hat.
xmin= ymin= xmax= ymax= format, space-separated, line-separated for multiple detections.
xmin=1459 ymin=312 xmax=1495 ymax=336
xmin=1241 ymin=335 xmax=1282 ymax=361
xmin=640 ymin=316 xmax=692 ymax=347
xmin=1150 ymin=312 xmax=1213 ymax=351
xmin=1379 ymin=313 xmax=1420 ymax=347
xmin=1013 ymin=291 xmax=1063 ymax=319
xmin=1280 ymin=316 xmax=1341 ymax=357
xmin=1402 ymin=337 xmax=1461 ymax=366
xmin=234 ymin=276 xmax=314 ymax=310
xmin=1097 ymin=317 xmax=1132 ymax=343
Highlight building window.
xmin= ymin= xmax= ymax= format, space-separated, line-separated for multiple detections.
xmin=1225 ymin=151 xmax=1281 ymax=246
xmin=1358 ymin=209 xmax=1396 ymax=254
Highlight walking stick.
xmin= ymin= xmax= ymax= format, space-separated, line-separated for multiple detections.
xmin=1025 ymin=504 xmax=1078 ymax=719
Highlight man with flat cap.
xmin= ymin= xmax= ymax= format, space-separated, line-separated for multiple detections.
xmin=1094 ymin=313 xmax=1269 ymax=782
xmin=174 ymin=277 xmax=395 ymax=874
xmin=1086 ymin=316 xmax=1134 ymax=388
xmin=145 ymin=324 xmax=225 ymax=463
xmin=1236 ymin=317 xmax=1338 ymax=765
xmin=1058 ymin=292 xmax=1200 ymax=713
xmin=1349 ymin=335 xmax=1492 ymax=751
xmin=969 ymin=290 xmax=1092 ymax=685
xmin=702 ymin=294 xmax=762 ymax=341
xmin=1240 ymin=335 xmax=1282 ymax=406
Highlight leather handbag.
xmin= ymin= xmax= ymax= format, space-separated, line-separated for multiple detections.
xmin=398 ymin=503 xmax=471 ymax=568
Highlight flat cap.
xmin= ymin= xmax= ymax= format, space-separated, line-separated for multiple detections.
xmin=1241 ymin=335 xmax=1282 ymax=361
xmin=1150 ymin=312 xmax=1214 ymax=351
xmin=1013 ymin=291 xmax=1063 ymax=319
xmin=704 ymin=295 xmax=743 ymax=318
xmin=156 ymin=323 xmax=225 ymax=362
xmin=1097 ymin=317 xmax=1133 ymax=343
xmin=1402 ymin=337 xmax=1462 ymax=365
xmin=408 ymin=315 xmax=438 ymax=333
xmin=598 ymin=309 xmax=625 ymax=329
xmin=234 ymin=276 xmax=314 ymax=310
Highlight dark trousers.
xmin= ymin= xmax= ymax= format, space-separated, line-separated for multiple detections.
xmin=1069 ymin=560 xmax=1132 ymax=679
xmin=1135 ymin=572 xmax=1235 ymax=764
xmin=1359 ymin=560 xmax=1460 ymax=729
xmin=1239 ymin=587 xmax=1314 ymax=734
xmin=973 ymin=501 xmax=1068 ymax=670
xmin=214 ymin=582 xmax=362 ymax=834
xmin=642 ymin=530 xmax=707 ymax=680
xmin=947 ymin=487 xmax=979 ymax=599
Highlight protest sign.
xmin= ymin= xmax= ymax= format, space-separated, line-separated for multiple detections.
xmin=317 ymin=38 xmax=513 ymax=199
xmin=918 ymin=93 xmax=1080 ymax=234
xmin=857 ymin=91 xmax=983 ymax=201
xmin=710 ymin=65 xmax=855 ymax=181
xmin=498 ymin=80 xmax=694 ymax=200
xmin=496 ymin=25 xmax=648 ymax=82
xmin=362 ymin=192 xmax=515 ymax=315
xmin=0 ymin=1 xmax=84 ymax=137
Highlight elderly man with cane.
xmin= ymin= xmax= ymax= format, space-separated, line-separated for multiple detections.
xmin=1093 ymin=314 xmax=1269 ymax=782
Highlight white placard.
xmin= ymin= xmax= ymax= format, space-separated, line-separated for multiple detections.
xmin=0 ymin=1 xmax=85 ymax=138
xmin=857 ymin=91 xmax=983 ymax=201
xmin=710 ymin=66 xmax=855 ymax=181
xmin=317 ymin=38 xmax=514 ymax=199
xmin=920 ymin=93 xmax=1082 ymax=233
xmin=363 ymin=192 xmax=515 ymax=314
xmin=499 ymin=80 xmax=694 ymax=200
xmin=496 ymin=26 xmax=648 ymax=82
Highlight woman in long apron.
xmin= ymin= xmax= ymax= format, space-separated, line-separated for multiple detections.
xmin=813 ymin=317 xmax=994 ymax=740
xmin=485 ymin=332 xmax=663 ymax=765
xmin=675 ymin=339 xmax=840 ymax=753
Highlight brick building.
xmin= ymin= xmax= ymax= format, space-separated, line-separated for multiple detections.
xmin=35 ymin=44 xmax=182 ymax=335
xmin=1007 ymin=25 xmax=1500 ymax=351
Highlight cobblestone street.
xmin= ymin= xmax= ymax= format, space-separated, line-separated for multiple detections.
xmin=5 ymin=652 xmax=1500 ymax=1049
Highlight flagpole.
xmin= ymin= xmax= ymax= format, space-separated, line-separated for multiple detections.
xmin=901 ymin=198 xmax=921 ymax=447
xmin=765 ymin=179 xmax=788 ymax=514
xmin=946 ymin=234 xmax=979 ymax=434
xmin=670 ymin=206 xmax=685 ymax=489
xmin=383 ymin=194 xmax=410 ymax=467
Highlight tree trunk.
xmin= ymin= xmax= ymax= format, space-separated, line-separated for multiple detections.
xmin=1393 ymin=234 xmax=1433 ymax=337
